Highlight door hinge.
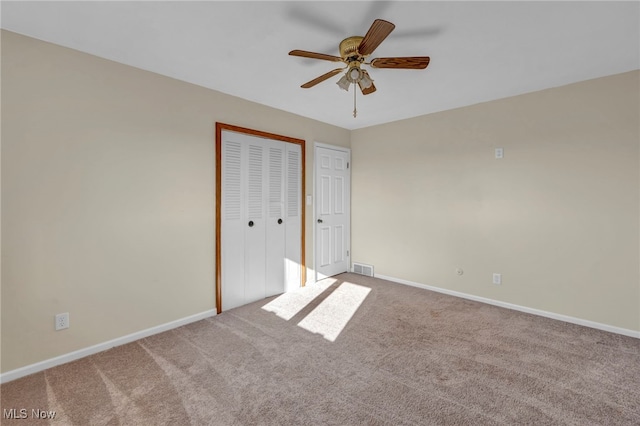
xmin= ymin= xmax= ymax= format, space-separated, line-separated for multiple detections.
xmin=347 ymin=162 xmax=349 ymax=169
xmin=347 ymin=250 xmax=350 ymax=257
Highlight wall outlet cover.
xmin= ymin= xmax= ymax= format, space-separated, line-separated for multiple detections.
xmin=55 ymin=313 xmax=69 ymax=330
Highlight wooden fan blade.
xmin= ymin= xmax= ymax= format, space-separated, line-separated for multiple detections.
xmin=301 ymin=68 xmax=344 ymax=88
xmin=358 ymin=19 xmax=395 ymax=56
xmin=370 ymin=56 xmax=430 ymax=69
xmin=289 ymin=50 xmax=343 ymax=62
xmin=358 ymin=70 xmax=376 ymax=95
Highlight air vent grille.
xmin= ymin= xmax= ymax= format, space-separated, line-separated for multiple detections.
xmin=352 ymin=262 xmax=374 ymax=277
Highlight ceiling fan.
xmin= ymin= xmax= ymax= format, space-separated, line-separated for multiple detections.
xmin=289 ymin=19 xmax=430 ymax=117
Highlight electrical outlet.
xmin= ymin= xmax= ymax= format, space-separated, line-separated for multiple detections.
xmin=55 ymin=313 xmax=69 ymax=331
xmin=493 ymin=273 xmax=502 ymax=285
xmin=495 ymin=148 xmax=504 ymax=159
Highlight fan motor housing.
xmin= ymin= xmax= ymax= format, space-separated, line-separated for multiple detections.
xmin=339 ymin=36 xmax=365 ymax=61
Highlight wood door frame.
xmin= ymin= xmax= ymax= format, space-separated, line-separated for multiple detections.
xmin=215 ymin=123 xmax=306 ymax=314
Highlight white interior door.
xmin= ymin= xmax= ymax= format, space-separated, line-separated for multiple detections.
xmin=315 ymin=144 xmax=350 ymax=280
xmin=265 ymin=141 xmax=285 ymax=298
xmin=244 ymin=141 xmax=266 ymax=303
xmin=221 ymin=136 xmax=245 ymax=310
xmin=285 ymin=143 xmax=302 ymax=292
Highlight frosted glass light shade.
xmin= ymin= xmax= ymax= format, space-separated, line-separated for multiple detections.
xmin=337 ymin=74 xmax=350 ymax=91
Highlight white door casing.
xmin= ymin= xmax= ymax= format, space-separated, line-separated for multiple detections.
xmin=315 ymin=143 xmax=351 ymax=281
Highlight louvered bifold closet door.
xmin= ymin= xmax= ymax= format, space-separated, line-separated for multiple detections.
xmin=284 ymin=143 xmax=302 ymax=291
xmin=221 ymin=136 xmax=246 ymax=311
xmin=265 ymin=140 xmax=286 ymax=297
xmin=244 ymin=138 xmax=267 ymax=304
xmin=221 ymin=130 xmax=302 ymax=311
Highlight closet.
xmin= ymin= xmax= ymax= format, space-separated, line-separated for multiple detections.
xmin=219 ymin=127 xmax=302 ymax=311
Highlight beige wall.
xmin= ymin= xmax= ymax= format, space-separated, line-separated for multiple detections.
xmin=2 ymin=29 xmax=638 ymax=374
xmin=1 ymin=31 xmax=350 ymax=372
xmin=351 ymin=71 xmax=640 ymax=332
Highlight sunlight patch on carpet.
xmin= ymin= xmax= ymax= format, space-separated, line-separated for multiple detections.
xmin=261 ymin=278 xmax=337 ymax=320
xmin=297 ymin=282 xmax=371 ymax=342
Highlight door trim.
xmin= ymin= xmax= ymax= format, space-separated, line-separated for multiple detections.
xmin=216 ymin=123 xmax=306 ymax=314
xmin=313 ymin=142 xmax=351 ymax=284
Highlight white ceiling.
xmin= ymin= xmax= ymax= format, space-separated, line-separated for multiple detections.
xmin=2 ymin=1 xmax=638 ymax=130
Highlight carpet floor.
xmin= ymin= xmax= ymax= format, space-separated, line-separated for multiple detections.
xmin=1 ymin=273 xmax=639 ymax=425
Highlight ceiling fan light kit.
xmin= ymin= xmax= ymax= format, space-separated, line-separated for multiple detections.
xmin=289 ymin=19 xmax=431 ymax=118
xmin=337 ymin=64 xmax=373 ymax=91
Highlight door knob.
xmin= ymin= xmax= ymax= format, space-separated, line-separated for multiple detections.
xmin=317 ymin=219 xmax=323 ymax=223
xmin=278 ymin=218 xmax=283 ymax=224
xmin=248 ymin=221 xmax=254 ymax=227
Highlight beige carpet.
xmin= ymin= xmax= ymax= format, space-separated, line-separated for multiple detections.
xmin=2 ymin=273 xmax=639 ymax=425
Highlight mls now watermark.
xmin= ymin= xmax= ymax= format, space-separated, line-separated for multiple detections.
xmin=3 ymin=408 xmax=56 ymax=420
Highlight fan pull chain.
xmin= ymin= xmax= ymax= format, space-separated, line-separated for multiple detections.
xmin=353 ymin=82 xmax=357 ymax=118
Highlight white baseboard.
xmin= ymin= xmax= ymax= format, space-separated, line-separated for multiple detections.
xmin=375 ymin=274 xmax=640 ymax=339
xmin=0 ymin=309 xmax=217 ymax=384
